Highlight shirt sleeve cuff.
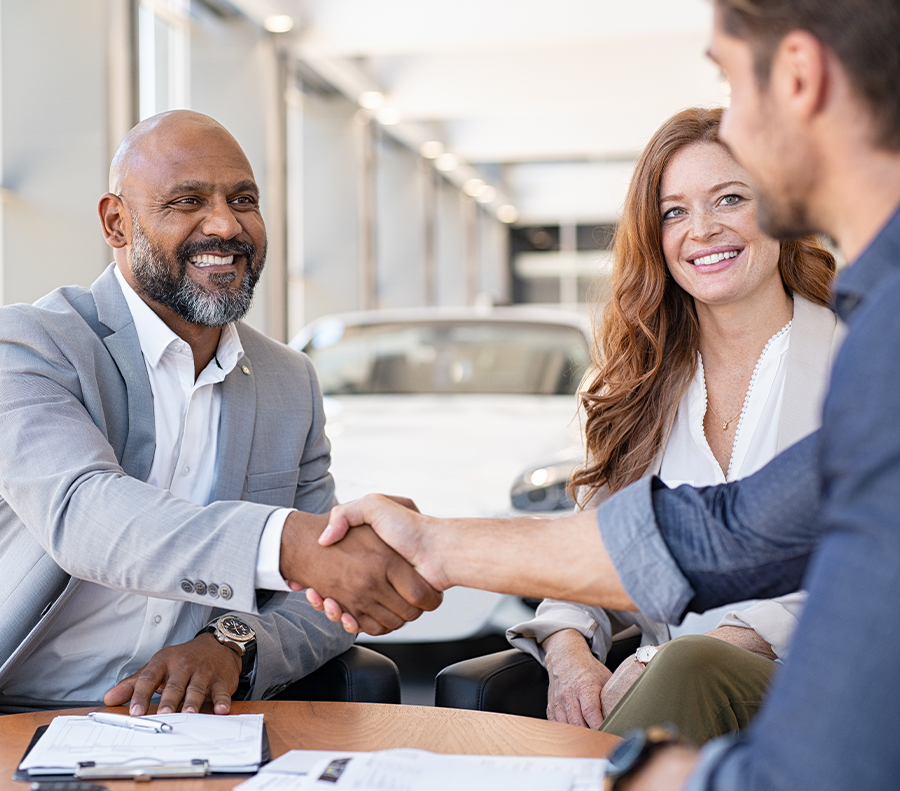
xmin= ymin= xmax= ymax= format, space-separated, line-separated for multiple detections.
xmin=680 ymin=736 xmax=738 ymax=791
xmin=254 ymin=508 xmax=293 ymax=592
xmin=507 ymin=602 xmax=603 ymax=665
xmin=597 ymin=475 xmax=695 ymax=624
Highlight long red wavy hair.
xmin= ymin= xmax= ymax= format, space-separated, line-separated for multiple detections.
xmin=571 ymin=107 xmax=835 ymax=504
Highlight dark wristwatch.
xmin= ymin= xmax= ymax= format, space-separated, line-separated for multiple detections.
xmin=201 ymin=615 xmax=257 ymax=698
xmin=604 ymin=725 xmax=682 ymax=790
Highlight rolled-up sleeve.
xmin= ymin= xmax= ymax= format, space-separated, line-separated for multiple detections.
xmin=597 ymin=475 xmax=695 ymax=623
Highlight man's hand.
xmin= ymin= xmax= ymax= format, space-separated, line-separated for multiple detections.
xmin=318 ymin=494 xmax=439 ymax=579
xmin=280 ymin=507 xmax=442 ymax=636
xmin=618 ymin=745 xmax=699 ymax=790
xmin=301 ymin=494 xmax=444 ymax=633
xmin=103 ymin=633 xmax=241 ymax=716
xmin=543 ymin=629 xmax=613 ymax=729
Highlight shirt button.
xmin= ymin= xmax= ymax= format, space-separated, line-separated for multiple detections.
xmin=241 ymin=365 xmax=251 ymax=375
xmin=194 ymin=581 xmax=208 ymax=596
xmin=207 ymin=583 xmax=219 ymax=598
xmin=219 ymin=584 xmax=233 ymax=600
xmin=154 ymin=615 xmax=161 ymax=625
xmin=180 ymin=579 xmax=193 ymax=593
xmin=182 ymin=465 xmax=190 ymax=476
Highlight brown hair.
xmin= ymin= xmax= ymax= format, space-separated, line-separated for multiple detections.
xmin=716 ymin=0 xmax=900 ymax=151
xmin=571 ymin=107 xmax=835 ymax=503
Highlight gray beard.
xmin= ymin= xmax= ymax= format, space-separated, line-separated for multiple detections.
xmin=128 ymin=214 xmax=264 ymax=327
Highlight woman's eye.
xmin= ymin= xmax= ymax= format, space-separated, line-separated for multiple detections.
xmin=720 ymin=194 xmax=742 ymax=206
xmin=662 ymin=207 xmax=685 ymax=220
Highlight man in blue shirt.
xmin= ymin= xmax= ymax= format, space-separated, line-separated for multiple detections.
xmin=315 ymin=1 xmax=900 ymax=788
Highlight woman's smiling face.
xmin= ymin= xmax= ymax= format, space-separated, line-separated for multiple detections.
xmin=659 ymin=141 xmax=782 ymax=308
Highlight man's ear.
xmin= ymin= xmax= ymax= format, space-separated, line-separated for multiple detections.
xmin=98 ymin=193 xmax=128 ymax=249
xmin=771 ymin=29 xmax=830 ymax=123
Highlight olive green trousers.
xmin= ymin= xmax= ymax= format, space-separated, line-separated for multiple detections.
xmin=598 ymin=634 xmax=777 ymax=745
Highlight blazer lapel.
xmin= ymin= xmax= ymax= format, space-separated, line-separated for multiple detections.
xmin=214 ymin=348 xmax=257 ymax=501
xmin=777 ymin=295 xmax=843 ymax=452
xmin=92 ymin=265 xmax=156 ymax=482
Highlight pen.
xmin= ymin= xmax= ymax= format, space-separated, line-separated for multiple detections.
xmin=87 ymin=712 xmax=173 ymax=733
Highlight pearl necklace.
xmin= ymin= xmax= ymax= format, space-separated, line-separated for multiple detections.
xmin=705 ymin=319 xmax=793 ymax=434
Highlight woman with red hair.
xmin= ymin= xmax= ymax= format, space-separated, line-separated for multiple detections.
xmin=509 ymin=107 xmax=841 ymax=744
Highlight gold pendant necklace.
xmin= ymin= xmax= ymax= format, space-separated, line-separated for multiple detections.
xmin=707 ymin=403 xmax=742 ymax=431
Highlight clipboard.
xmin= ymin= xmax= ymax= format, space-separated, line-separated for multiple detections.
xmin=13 ymin=722 xmax=271 ymax=782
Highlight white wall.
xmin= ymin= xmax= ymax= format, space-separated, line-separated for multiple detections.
xmin=0 ymin=0 xmax=111 ymax=306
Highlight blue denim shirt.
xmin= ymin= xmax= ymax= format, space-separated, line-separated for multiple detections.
xmin=597 ymin=203 xmax=900 ymax=790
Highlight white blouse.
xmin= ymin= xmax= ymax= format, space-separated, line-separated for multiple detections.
xmin=661 ymin=320 xmax=804 ymax=657
xmin=660 ymin=319 xmax=792 ymax=486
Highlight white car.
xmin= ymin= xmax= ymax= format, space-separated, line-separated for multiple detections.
xmin=290 ymin=306 xmax=593 ymax=642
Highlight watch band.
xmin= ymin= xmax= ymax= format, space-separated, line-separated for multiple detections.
xmin=603 ymin=725 xmax=682 ymax=791
xmin=199 ymin=616 xmax=257 ymax=699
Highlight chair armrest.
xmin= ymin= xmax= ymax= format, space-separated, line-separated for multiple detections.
xmin=435 ymin=648 xmax=549 ymax=718
xmin=271 ymin=645 xmax=401 ymax=704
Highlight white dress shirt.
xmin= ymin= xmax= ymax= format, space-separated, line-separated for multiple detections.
xmin=2 ymin=267 xmax=291 ymax=701
xmin=663 ymin=321 xmax=804 ymax=657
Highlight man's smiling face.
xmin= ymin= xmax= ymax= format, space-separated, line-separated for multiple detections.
xmin=116 ymin=117 xmax=267 ymax=327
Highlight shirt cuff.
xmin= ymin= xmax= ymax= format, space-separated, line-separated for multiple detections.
xmin=680 ymin=736 xmax=738 ymax=791
xmin=597 ymin=475 xmax=694 ymax=623
xmin=254 ymin=508 xmax=293 ymax=592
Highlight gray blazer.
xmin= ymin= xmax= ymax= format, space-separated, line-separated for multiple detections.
xmin=508 ymin=295 xmax=845 ymax=664
xmin=0 ymin=265 xmax=353 ymax=705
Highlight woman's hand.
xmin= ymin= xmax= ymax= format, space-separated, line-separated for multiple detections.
xmin=542 ymin=629 xmax=613 ymax=729
xmin=600 ymin=654 xmax=649 ymax=719
xmin=704 ymin=625 xmax=777 ymax=660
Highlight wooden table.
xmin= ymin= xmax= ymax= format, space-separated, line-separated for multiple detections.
xmin=1 ymin=702 xmax=621 ymax=790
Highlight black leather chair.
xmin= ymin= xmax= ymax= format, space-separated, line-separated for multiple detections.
xmin=434 ymin=629 xmax=642 ymax=717
xmin=271 ymin=645 xmax=401 ymax=704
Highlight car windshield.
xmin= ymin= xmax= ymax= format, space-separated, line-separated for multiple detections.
xmin=304 ymin=320 xmax=591 ymax=396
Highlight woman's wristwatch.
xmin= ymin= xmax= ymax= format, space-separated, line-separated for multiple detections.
xmin=603 ymin=725 xmax=682 ymax=790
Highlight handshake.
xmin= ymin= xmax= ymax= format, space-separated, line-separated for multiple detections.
xmin=279 ymin=494 xmax=448 ymax=635
xmin=279 ymin=495 xmax=625 ymax=635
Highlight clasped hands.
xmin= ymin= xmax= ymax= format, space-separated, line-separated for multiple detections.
xmin=302 ymin=494 xmax=445 ymax=635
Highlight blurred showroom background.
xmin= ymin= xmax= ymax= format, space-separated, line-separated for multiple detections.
xmin=0 ymin=0 xmax=727 ymax=333
xmin=0 ymin=0 xmax=730 ymax=698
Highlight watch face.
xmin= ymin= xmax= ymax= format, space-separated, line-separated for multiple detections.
xmin=220 ymin=616 xmax=252 ymax=640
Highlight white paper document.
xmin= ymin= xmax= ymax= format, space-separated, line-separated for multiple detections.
xmin=19 ymin=712 xmax=265 ymax=776
xmin=236 ymin=748 xmax=608 ymax=791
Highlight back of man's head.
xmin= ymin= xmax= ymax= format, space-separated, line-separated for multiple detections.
xmin=716 ymin=0 xmax=900 ymax=151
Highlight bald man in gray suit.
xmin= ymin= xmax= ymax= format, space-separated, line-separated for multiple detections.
xmin=0 ymin=110 xmax=439 ymax=715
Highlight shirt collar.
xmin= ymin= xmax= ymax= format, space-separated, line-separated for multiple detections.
xmin=112 ymin=264 xmax=244 ymax=373
xmin=833 ymin=201 xmax=900 ymax=322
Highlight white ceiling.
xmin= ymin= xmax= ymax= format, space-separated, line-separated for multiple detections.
xmin=254 ymin=0 xmax=728 ymax=223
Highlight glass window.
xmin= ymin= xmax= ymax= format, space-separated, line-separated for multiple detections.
xmin=304 ymin=321 xmax=591 ymax=396
xmin=138 ymin=0 xmax=191 ymax=119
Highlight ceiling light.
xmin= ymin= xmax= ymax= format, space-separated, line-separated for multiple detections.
xmin=264 ymin=15 xmax=294 ymax=33
xmin=463 ymin=178 xmax=486 ymax=197
xmin=420 ymin=141 xmax=444 ymax=159
xmin=375 ymin=107 xmax=401 ymax=126
xmin=476 ymin=185 xmax=497 ymax=204
xmin=434 ymin=153 xmax=459 ymax=172
xmin=497 ymin=205 xmax=519 ymax=224
xmin=358 ymin=91 xmax=385 ymax=110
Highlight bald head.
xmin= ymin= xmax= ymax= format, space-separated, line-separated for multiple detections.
xmin=98 ymin=110 xmax=266 ymax=333
xmin=109 ymin=110 xmax=253 ymax=195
